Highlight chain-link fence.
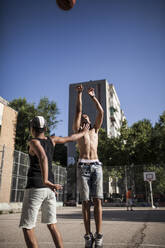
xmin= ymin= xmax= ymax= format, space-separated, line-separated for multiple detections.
xmin=0 ymin=145 xmax=67 ymax=203
xmin=65 ymin=163 xmax=165 ymax=206
xmin=102 ymin=164 xmax=165 ymax=206
xmin=1 ymin=144 xmax=165 ymax=206
xmin=52 ymin=164 xmax=67 ymax=202
xmin=10 ymin=150 xmax=29 ymax=202
xmin=10 ymin=150 xmax=67 ymax=202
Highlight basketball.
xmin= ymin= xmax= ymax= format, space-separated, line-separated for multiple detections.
xmin=56 ymin=0 xmax=76 ymax=11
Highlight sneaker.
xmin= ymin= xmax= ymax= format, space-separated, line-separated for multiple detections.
xmin=84 ymin=233 xmax=94 ymax=248
xmin=94 ymin=233 xmax=103 ymax=248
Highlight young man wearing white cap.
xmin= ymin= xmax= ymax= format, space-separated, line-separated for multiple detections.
xmin=20 ymin=116 xmax=88 ymax=248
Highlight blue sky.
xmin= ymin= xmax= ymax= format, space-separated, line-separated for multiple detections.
xmin=0 ymin=0 xmax=164 ymax=136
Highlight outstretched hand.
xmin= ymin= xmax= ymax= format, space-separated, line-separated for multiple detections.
xmin=88 ymin=87 xmax=95 ymax=97
xmin=76 ymin=84 xmax=83 ymax=93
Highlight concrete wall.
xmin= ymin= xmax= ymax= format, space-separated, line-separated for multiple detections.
xmin=0 ymin=102 xmax=17 ymax=203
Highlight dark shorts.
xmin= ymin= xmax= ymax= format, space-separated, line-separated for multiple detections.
xmin=77 ymin=159 xmax=103 ymax=201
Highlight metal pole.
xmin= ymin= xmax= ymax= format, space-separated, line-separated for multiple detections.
xmin=57 ymin=166 xmax=60 ymax=201
xmin=63 ymin=169 xmax=67 ymax=205
xmin=75 ymin=163 xmax=79 ymax=206
xmin=15 ymin=150 xmax=21 ymax=202
xmin=0 ymin=145 xmax=5 ymax=189
xmin=149 ymin=180 xmax=155 ymax=208
xmin=125 ymin=165 xmax=128 ymax=193
xmin=0 ymin=145 xmax=5 ymax=170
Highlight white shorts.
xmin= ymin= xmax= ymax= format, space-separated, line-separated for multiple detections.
xmin=19 ymin=188 xmax=57 ymax=229
xmin=126 ymin=198 xmax=133 ymax=206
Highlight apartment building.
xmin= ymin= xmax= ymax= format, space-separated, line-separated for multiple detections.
xmin=67 ymin=79 xmax=125 ymax=165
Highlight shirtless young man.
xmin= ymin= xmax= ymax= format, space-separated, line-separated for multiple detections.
xmin=73 ymin=85 xmax=104 ymax=248
xmin=19 ymin=116 xmax=88 ymax=248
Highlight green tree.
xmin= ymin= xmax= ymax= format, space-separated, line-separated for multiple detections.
xmin=9 ymin=98 xmax=37 ymax=151
xmin=9 ymin=97 xmax=60 ymax=152
xmin=130 ymin=119 xmax=153 ymax=165
xmin=144 ymin=164 xmax=165 ymax=195
xmin=66 ymin=164 xmax=76 ymax=200
xmin=53 ymin=143 xmax=67 ymax=167
xmin=98 ymin=115 xmax=165 ymax=198
xmin=98 ymin=128 xmax=125 ymax=189
xmin=152 ymin=111 xmax=165 ymax=163
xmin=98 ymin=128 xmax=111 ymax=167
xmin=116 ymin=119 xmax=132 ymax=165
xmin=37 ymin=97 xmax=59 ymax=134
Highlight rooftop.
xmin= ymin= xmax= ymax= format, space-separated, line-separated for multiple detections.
xmin=0 ymin=96 xmax=9 ymax=106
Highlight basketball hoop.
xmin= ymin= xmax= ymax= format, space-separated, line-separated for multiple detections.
xmin=143 ymin=172 xmax=156 ymax=209
xmin=144 ymin=172 xmax=156 ymax=182
xmin=146 ymin=174 xmax=154 ymax=181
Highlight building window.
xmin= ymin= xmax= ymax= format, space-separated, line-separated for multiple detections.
xmin=110 ymin=116 xmax=115 ymax=123
xmin=110 ymin=106 xmax=117 ymax=116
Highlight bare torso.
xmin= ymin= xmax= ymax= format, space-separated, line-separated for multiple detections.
xmin=77 ymin=128 xmax=98 ymax=160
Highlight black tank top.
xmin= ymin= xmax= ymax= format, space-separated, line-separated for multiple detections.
xmin=26 ymin=137 xmax=55 ymax=188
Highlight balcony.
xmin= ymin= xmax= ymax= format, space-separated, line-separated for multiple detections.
xmin=110 ymin=106 xmax=117 ymax=116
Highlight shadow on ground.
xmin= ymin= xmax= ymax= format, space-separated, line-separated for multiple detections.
xmin=57 ymin=209 xmax=165 ymax=223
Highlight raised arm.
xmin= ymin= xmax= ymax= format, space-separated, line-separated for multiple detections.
xmin=88 ymin=87 xmax=104 ymax=132
xmin=73 ymin=85 xmax=83 ymax=133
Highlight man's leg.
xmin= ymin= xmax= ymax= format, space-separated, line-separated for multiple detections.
xmin=23 ymin=228 xmax=38 ymax=248
xmin=126 ymin=200 xmax=129 ymax=210
xmin=82 ymin=200 xmax=91 ymax=234
xmin=93 ymin=198 xmax=102 ymax=234
xmin=130 ymin=199 xmax=133 ymax=210
xmin=78 ymin=163 xmax=91 ymax=234
xmin=21 ymin=189 xmax=44 ymax=248
xmin=47 ymin=223 xmax=63 ymax=248
xmin=93 ymin=198 xmax=103 ymax=248
xmin=82 ymin=201 xmax=94 ymax=248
